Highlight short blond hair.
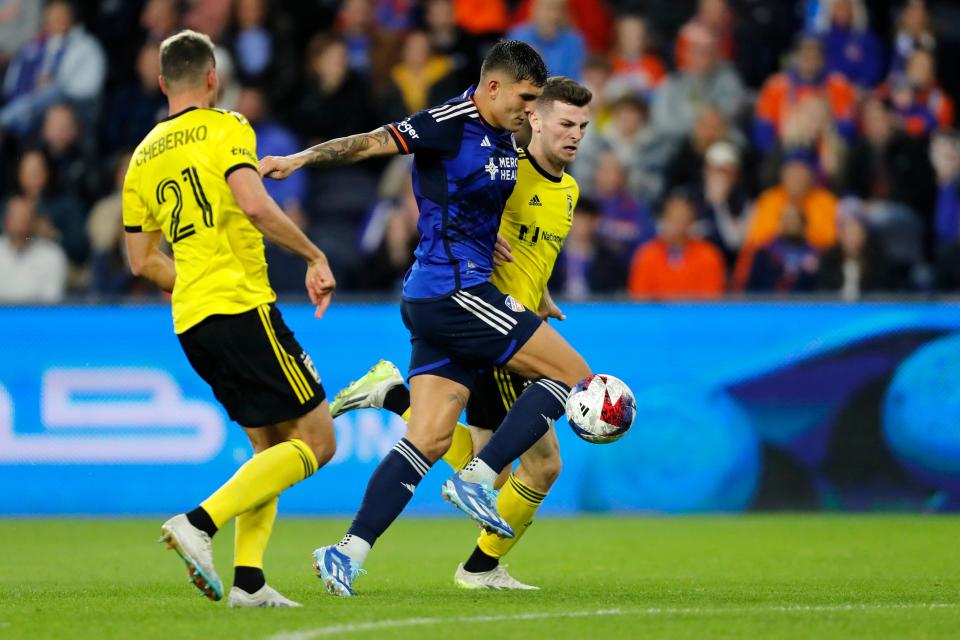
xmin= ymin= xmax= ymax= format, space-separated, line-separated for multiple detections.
xmin=160 ymin=30 xmax=216 ymax=88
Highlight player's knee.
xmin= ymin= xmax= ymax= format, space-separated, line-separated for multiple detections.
xmin=297 ymin=429 xmax=336 ymax=467
xmin=418 ymin=431 xmax=453 ymax=462
xmin=533 ymin=453 xmax=562 ymax=488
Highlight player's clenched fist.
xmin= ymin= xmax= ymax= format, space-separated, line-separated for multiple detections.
xmin=260 ymin=155 xmax=301 ymax=180
xmin=306 ymin=256 xmax=336 ymax=319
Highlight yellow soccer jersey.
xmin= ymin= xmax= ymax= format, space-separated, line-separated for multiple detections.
xmin=491 ymin=148 xmax=578 ymax=311
xmin=122 ymin=107 xmax=276 ymax=334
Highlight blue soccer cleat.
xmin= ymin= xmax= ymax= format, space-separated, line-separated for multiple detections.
xmin=441 ymin=473 xmax=515 ymax=538
xmin=313 ymin=545 xmax=365 ymax=597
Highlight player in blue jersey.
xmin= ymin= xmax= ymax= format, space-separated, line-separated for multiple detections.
xmin=260 ymin=41 xmax=592 ymax=597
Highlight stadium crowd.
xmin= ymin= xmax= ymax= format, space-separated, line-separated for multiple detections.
xmin=1 ymin=0 xmax=959 ymax=302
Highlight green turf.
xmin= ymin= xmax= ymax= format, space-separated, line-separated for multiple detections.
xmin=0 ymin=516 xmax=958 ymax=639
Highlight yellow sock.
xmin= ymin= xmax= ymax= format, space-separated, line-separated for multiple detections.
xmin=441 ymin=422 xmax=474 ymax=472
xmin=478 ymin=474 xmax=546 ymax=559
xmin=235 ymin=496 xmax=278 ymax=569
xmin=201 ymin=439 xmax=317 ymax=528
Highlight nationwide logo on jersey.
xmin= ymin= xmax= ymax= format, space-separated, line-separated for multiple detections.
xmin=528 ymin=194 xmax=543 ymax=207
xmin=504 ymin=295 xmax=525 ymax=313
xmin=480 ymin=135 xmax=491 ymax=147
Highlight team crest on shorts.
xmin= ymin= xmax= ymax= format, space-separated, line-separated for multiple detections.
xmin=300 ymin=352 xmax=321 ymax=383
xmin=504 ymin=296 xmax=525 ymax=313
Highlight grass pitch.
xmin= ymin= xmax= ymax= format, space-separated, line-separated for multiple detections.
xmin=0 ymin=516 xmax=957 ymax=639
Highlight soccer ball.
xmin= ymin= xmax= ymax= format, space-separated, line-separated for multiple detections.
xmin=565 ymin=374 xmax=636 ymax=444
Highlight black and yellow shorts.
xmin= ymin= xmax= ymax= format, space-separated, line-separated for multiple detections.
xmin=178 ymin=303 xmax=325 ymax=427
xmin=466 ymin=367 xmax=530 ymax=430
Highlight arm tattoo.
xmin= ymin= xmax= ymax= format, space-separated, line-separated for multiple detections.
xmin=302 ymin=129 xmax=394 ymax=168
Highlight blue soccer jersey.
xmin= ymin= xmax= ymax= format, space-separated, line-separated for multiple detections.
xmin=384 ymin=88 xmax=519 ymax=300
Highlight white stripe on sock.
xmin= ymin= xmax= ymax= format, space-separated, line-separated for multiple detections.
xmin=394 ymin=441 xmax=430 ymax=476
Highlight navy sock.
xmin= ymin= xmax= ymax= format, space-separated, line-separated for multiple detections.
xmin=233 ymin=566 xmax=265 ymax=594
xmin=463 ymin=546 xmax=499 ymax=573
xmin=382 ymin=384 xmax=411 ymax=417
xmin=186 ymin=506 xmax=218 ymax=538
xmin=346 ymin=438 xmax=433 ymax=545
xmin=476 ymin=378 xmax=570 ymax=474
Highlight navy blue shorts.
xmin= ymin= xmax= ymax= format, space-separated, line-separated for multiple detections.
xmin=400 ymin=282 xmax=543 ymax=387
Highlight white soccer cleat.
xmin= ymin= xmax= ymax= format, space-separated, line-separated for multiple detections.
xmin=329 ymin=360 xmax=404 ymax=418
xmin=454 ymin=563 xmax=540 ymax=590
xmin=227 ymin=584 xmax=302 ymax=608
xmin=159 ymin=514 xmax=223 ymax=601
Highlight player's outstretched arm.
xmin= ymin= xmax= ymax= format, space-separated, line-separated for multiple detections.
xmin=125 ymin=229 xmax=176 ymax=293
xmin=228 ymin=167 xmax=336 ymax=318
xmin=260 ymin=128 xmax=398 ymax=180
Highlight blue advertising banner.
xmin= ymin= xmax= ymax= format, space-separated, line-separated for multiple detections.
xmin=1 ymin=301 xmax=959 ymax=515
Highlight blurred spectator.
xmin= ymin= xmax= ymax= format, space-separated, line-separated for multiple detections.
xmin=424 ymin=0 xmax=482 ymax=89
xmin=183 ymin=0 xmax=232 ymax=41
xmin=551 ymin=196 xmax=628 ymax=297
xmin=607 ymin=14 xmax=665 ymax=98
xmin=627 ymin=192 xmax=726 ymax=300
xmin=662 ymin=105 xmax=738 ymax=195
xmin=736 ymin=149 xmax=837 ymax=287
xmin=87 ymin=152 xmax=146 ymax=296
xmin=140 ymin=0 xmax=183 ymax=43
xmin=507 ymin=0 xmax=586 ymax=80
xmin=0 ymin=0 xmax=42 ymax=67
xmin=103 ymin=41 xmax=167 ymax=153
xmin=592 ymin=150 xmax=655 ymax=263
xmin=214 ymin=46 xmax=240 ymax=111
xmin=693 ymin=141 xmax=750 ymax=264
xmin=336 ymin=0 xmax=399 ymax=95
xmin=730 ymin=0 xmax=803 ymax=89
xmin=813 ymin=0 xmax=884 ymax=88
xmin=753 ymin=35 xmax=856 ymax=154
xmin=381 ymin=30 xmax=455 ymax=122
xmin=931 ymin=129 xmax=960 ymax=254
xmin=356 ymin=171 xmax=419 ymax=290
xmin=650 ymin=25 xmax=745 ymax=142
xmin=264 ymin=208 xmax=314 ymax=294
xmin=295 ymin=34 xmax=375 ymax=144
xmin=13 ymin=148 xmax=87 ymax=265
xmin=745 ymin=204 xmax=820 ymax=293
xmin=374 ymin=0 xmax=417 ymax=32
xmin=880 ymin=49 xmax=954 ymax=138
xmin=0 ymin=196 xmax=67 ymax=302
xmin=223 ymin=0 xmax=299 ymax=109
xmin=675 ymin=0 xmax=735 ymax=71
xmin=580 ymin=54 xmax=612 ymax=121
xmin=236 ymin=84 xmax=306 ymax=215
xmin=1 ymin=0 xmax=106 ymax=136
xmin=840 ymin=96 xmax=935 ymax=216
xmin=891 ymin=0 xmax=935 ymax=75
xmin=818 ymin=214 xmax=892 ymax=299
xmin=574 ymin=94 xmax=668 ymax=204
xmin=760 ymin=95 xmax=847 ymax=189
xmin=510 ymin=0 xmax=613 ymax=53
xmin=39 ymin=103 xmax=99 ymax=204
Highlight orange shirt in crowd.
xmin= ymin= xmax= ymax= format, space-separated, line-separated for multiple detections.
xmin=755 ymin=71 xmax=857 ymax=139
xmin=455 ymin=0 xmax=509 ymax=34
xmin=733 ymin=185 xmax=838 ymax=288
xmin=628 ymin=239 xmax=726 ymax=300
xmin=610 ymin=53 xmax=666 ymax=88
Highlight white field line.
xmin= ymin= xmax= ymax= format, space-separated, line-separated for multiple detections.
xmin=268 ymin=602 xmax=957 ymax=640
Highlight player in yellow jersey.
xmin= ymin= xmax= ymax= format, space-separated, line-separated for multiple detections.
xmin=122 ymin=30 xmax=338 ymax=607
xmin=327 ymin=77 xmax=591 ymax=589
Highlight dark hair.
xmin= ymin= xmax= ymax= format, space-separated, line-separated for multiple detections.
xmin=481 ymin=40 xmax=548 ymax=86
xmin=538 ymin=76 xmax=592 ymax=110
xmin=160 ymin=30 xmax=216 ymax=87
